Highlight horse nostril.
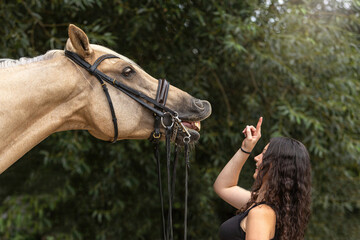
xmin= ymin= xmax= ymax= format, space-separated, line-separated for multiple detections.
xmin=193 ymin=99 xmax=205 ymax=109
xmin=179 ymin=98 xmax=211 ymax=120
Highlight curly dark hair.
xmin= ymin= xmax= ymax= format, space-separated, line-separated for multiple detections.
xmin=241 ymin=137 xmax=311 ymax=240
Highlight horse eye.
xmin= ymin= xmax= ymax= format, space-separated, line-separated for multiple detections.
xmin=121 ymin=67 xmax=135 ymax=78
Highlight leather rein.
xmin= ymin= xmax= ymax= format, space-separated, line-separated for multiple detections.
xmin=65 ymin=50 xmax=191 ymax=240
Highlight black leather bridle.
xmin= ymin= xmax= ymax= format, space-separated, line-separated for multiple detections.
xmin=65 ymin=50 xmax=191 ymax=240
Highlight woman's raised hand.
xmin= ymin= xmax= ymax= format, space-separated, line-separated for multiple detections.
xmin=241 ymin=117 xmax=263 ymax=152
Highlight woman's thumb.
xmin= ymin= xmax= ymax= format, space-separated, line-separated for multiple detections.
xmin=245 ymin=126 xmax=252 ymax=138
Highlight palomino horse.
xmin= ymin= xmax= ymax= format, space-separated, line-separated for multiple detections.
xmin=0 ymin=24 xmax=212 ymax=174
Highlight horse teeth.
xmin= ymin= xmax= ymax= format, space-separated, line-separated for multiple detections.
xmin=194 ymin=121 xmax=201 ymax=131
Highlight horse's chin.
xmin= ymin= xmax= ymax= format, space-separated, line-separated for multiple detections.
xmin=174 ymin=129 xmax=200 ymax=145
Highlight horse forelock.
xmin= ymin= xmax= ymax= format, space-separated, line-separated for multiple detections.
xmin=0 ymin=50 xmax=60 ymax=69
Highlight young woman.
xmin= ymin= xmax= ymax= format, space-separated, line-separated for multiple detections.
xmin=214 ymin=117 xmax=311 ymax=240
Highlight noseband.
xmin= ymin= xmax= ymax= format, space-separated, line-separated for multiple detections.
xmin=65 ymin=50 xmax=191 ymax=240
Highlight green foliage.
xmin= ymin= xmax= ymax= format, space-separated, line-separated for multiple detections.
xmin=0 ymin=0 xmax=359 ymax=239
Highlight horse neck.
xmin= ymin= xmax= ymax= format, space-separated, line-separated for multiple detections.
xmin=0 ymin=53 xmax=89 ymax=173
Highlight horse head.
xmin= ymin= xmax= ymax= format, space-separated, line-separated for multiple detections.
xmin=65 ymin=24 xmax=212 ymax=143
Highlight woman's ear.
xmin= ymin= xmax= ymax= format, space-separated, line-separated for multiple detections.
xmin=65 ymin=24 xmax=93 ymax=58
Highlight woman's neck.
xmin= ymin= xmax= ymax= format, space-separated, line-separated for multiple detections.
xmin=256 ymin=182 xmax=268 ymax=202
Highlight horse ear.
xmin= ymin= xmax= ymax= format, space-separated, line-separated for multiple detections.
xmin=66 ymin=24 xmax=93 ymax=58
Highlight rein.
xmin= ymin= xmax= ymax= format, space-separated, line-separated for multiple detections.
xmin=65 ymin=50 xmax=191 ymax=240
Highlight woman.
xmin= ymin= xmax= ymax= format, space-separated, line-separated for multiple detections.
xmin=214 ymin=117 xmax=311 ymax=240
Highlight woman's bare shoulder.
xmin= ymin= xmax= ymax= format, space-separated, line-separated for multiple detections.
xmin=246 ymin=204 xmax=276 ymax=239
xmin=248 ymin=204 xmax=276 ymax=220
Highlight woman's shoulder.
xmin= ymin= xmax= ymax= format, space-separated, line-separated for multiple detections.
xmin=247 ymin=203 xmax=276 ymax=221
xmin=246 ymin=203 xmax=277 ymax=239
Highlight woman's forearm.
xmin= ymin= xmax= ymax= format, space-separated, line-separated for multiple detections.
xmin=213 ymin=148 xmax=252 ymax=209
xmin=213 ymin=149 xmax=250 ymax=192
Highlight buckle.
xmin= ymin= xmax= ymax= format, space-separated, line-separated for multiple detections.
xmin=153 ymin=132 xmax=161 ymax=139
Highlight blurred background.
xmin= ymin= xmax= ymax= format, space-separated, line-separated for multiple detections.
xmin=0 ymin=0 xmax=359 ymax=239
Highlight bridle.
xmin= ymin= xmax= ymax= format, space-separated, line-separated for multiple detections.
xmin=65 ymin=50 xmax=190 ymax=143
xmin=65 ymin=50 xmax=191 ymax=240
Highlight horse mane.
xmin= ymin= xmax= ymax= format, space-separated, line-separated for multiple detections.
xmin=0 ymin=50 xmax=59 ymax=69
xmin=0 ymin=46 xmax=140 ymax=69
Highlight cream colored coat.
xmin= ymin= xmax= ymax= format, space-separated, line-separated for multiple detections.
xmin=0 ymin=24 xmax=211 ymax=173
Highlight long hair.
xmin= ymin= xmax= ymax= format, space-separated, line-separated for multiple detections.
xmin=242 ymin=137 xmax=311 ymax=240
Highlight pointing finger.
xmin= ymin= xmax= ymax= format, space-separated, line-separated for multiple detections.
xmin=256 ymin=117 xmax=263 ymax=134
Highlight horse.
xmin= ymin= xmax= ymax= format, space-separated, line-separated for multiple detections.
xmin=0 ymin=24 xmax=212 ymax=174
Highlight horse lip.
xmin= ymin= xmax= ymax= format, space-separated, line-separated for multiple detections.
xmin=175 ymin=111 xmax=210 ymax=143
xmin=181 ymin=121 xmax=200 ymax=132
xmin=178 ymin=105 xmax=212 ymax=122
xmin=172 ymin=99 xmax=211 ymax=144
xmin=175 ymin=128 xmax=200 ymax=144
xmin=180 ymin=113 xmax=209 ymax=122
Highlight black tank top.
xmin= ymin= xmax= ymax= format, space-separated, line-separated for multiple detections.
xmin=219 ymin=203 xmax=278 ymax=240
